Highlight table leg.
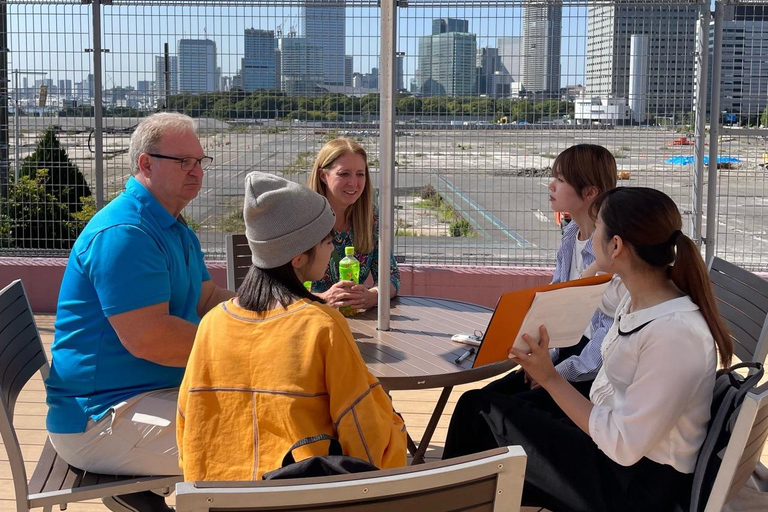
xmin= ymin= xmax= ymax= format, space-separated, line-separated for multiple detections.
xmin=410 ymin=386 xmax=453 ymax=465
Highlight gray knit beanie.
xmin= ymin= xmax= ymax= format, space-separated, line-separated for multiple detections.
xmin=243 ymin=172 xmax=335 ymax=269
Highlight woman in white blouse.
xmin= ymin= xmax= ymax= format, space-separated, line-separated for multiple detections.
xmin=443 ymin=187 xmax=732 ymax=512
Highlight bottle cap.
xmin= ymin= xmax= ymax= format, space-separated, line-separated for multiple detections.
xmin=345 ymin=246 xmax=355 ymax=256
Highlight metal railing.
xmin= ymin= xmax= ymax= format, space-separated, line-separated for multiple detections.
xmin=1 ymin=0 xmax=767 ymax=270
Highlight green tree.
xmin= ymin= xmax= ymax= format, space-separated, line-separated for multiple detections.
xmin=20 ymin=127 xmax=91 ymax=215
xmin=761 ymin=107 xmax=768 ymax=128
xmin=0 ymin=169 xmax=79 ymax=249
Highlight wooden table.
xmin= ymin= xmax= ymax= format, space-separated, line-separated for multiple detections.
xmin=346 ymin=296 xmax=516 ymax=464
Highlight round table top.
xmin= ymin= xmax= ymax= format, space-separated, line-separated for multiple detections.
xmin=346 ymin=295 xmax=516 ymax=390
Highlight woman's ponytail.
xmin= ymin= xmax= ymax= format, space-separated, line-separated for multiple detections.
xmin=593 ymin=187 xmax=733 ymax=368
xmin=669 ymin=236 xmax=733 ymax=367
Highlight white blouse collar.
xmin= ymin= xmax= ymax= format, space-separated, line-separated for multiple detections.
xmin=616 ymin=295 xmax=700 ymax=335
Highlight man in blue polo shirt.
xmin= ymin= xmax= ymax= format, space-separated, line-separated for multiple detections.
xmin=45 ymin=113 xmax=234 ymax=512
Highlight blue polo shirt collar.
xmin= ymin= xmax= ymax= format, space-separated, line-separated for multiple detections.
xmin=124 ymin=176 xmax=178 ymax=229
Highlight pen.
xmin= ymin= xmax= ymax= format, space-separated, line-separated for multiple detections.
xmin=454 ymin=348 xmax=476 ymax=365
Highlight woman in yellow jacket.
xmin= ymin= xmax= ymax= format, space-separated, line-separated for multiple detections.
xmin=177 ymin=172 xmax=407 ymax=481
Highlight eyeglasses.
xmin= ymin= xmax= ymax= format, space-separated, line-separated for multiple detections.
xmin=149 ymin=153 xmax=213 ymax=171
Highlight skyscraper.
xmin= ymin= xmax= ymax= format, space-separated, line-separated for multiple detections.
xmin=178 ymin=39 xmax=217 ymax=93
xmin=432 ymin=18 xmax=469 ymax=35
xmin=477 ymin=47 xmax=511 ymax=97
xmin=344 ymin=55 xmax=354 ymax=88
xmin=303 ymin=0 xmax=345 ymax=86
xmin=497 ymin=36 xmax=522 ymax=82
xmin=278 ymin=36 xmax=324 ymax=95
xmin=521 ymin=3 xmax=562 ymax=96
xmin=417 ymin=18 xmax=477 ymax=96
xmin=703 ymin=4 xmax=768 ymax=120
xmin=586 ymin=4 xmax=698 ymax=118
xmin=243 ymin=29 xmax=277 ymax=91
xmin=154 ymin=55 xmax=178 ymax=98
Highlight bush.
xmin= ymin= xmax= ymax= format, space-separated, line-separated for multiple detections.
xmin=419 ymin=183 xmax=438 ymax=200
xmin=0 ymin=169 xmax=80 ymax=249
xmin=20 ymin=127 xmax=91 ymax=215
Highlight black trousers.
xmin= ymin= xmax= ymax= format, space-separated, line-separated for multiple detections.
xmin=482 ymin=334 xmax=594 ymax=414
xmin=443 ymin=390 xmax=691 ymax=512
xmin=443 ymin=336 xmax=692 ymax=512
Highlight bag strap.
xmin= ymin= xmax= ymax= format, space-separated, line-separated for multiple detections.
xmin=281 ymin=434 xmax=343 ymax=466
xmin=687 ymin=361 xmax=763 ymax=512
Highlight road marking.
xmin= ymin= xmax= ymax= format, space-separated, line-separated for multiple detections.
xmin=435 ymin=175 xmax=533 ymax=248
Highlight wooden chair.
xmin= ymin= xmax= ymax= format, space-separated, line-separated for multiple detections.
xmin=0 ymin=280 xmax=181 ymax=512
xmin=702 ymin=381 xmax=768 ymax=512
xmin=225 ymin=233 xmax=251 ymax=292
xmin=175 ymin=446 xmax=527 ymax=512
xmin=709 ymin=256 xmax=768 ymax=365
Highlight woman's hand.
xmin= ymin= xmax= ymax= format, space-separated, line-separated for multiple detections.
xmin=319 ymin=282 xmax=377 ymax=310
xmin=318 ymin=281 xmax=356 ymax=308
xmin=340 ymin=284 xmax=377 ymax=310
xmin=508 ymin=325 xmax=559 ymax=389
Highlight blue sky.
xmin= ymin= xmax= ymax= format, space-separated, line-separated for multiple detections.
xmin=9 ymin=3 xmax=589 ymax=89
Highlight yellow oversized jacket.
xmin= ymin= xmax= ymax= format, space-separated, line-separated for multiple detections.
xmin=177 ymin=298 xmax=407 ymax=481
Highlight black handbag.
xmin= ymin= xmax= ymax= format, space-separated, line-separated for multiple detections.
xmin=262 ymin=434 xmax=379 ymax=480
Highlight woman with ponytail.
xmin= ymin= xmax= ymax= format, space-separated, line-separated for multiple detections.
xmin=443 ymin=187 xmax=732 ymax=512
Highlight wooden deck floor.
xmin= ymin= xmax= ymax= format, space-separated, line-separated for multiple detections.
xmin=1 ymin=314 xmax=765 ymax=512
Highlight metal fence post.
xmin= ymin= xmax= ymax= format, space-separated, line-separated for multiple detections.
xmin=378 ymin=0 xmax=397 ymax=331
xmin=91 ymin=0 xmax=105 ymax=210
xmin=691 ymin=0 xmax=710 ymax=244
xmin=0 ymin=0 xmax=8 ymax=197
xmin=705 ymin=0 xmax=725 ymax=264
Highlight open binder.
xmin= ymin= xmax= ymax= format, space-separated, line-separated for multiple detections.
xmin=473 ymin=273 xmax=613 ymax=367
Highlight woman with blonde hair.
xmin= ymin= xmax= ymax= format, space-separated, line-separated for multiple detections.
xmin=308 ymin=138 xmax=400 ymax=310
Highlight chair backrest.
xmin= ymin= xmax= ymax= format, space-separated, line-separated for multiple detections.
xmin=709 ymin=257 xmax=768 ymax=365
xmin=703 ymin=380 xmax=768 ymax=512
xmin=176 ymin=446 xmax=527 ymax=512
xmin=0 ymin=280 xmax=49 ymax=511
xmin=226 ymin=233 xmax=251 ymax=292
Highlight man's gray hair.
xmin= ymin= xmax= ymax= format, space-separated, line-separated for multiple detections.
xmin=129 ymin=113 xmax=198 ymax=174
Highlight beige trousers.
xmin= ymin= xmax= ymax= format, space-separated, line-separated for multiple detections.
xmin=49 ymin=388 xmax=182 ymax=476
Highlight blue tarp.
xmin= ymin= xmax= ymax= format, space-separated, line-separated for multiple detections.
xmin=665 ymin=156 xmax=742 ymax=166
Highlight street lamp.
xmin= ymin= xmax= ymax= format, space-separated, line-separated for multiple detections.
xmin=10 ymin=69 xmax=47 ymax=182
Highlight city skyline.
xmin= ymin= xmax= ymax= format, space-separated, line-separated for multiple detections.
xmin=6 ymin=4 xmax=587 ymax=91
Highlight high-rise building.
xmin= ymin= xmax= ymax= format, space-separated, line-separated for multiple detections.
xmin=243 ymin=29 xmax=277 ymax=91
xmin=703 ymin=5 xmax=768 ymax=121
xmin=58 ymin=79 xmax=72 ymax=97
xmin=432 ymin=18 xmax=469 ymax=35
xmin=178 ymin=39 xmax=218 ymax=93
xmin=417 ymin=18 xmax=477 ymax=96
xmin=154 ymin=55 xmax=178 ymax=97
xmin=303 ymin=0 xmax=345 ymax=86
xmin=137 ymin=81 xmax=152 ymax=94
xmin=396 ymin=54 xmax=405 ymax=91
xmin=586 ymin=4 xmax=698 ymax=118
xmin=344 ymin=55 xmax=354 ymax=88
xmin=278 ymin=36 xmax=324 ymax=95
xmin=521 ymin=3 xmax=562 ymax=96
xmin=497 ymin=36 xmax=522 ymax=82
xmin=477 ymin=47 xmax=511 ymax=97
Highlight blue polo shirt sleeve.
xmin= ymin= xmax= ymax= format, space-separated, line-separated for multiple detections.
xmin=81 ymin=225 xmax=172 ymax=317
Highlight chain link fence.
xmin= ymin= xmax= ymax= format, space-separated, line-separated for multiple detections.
xmin=1 ymin=0 xmax=767 ymax=270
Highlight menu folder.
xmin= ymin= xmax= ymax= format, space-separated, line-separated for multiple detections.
xmin=473 ymin=273 xmax=613 ymax=367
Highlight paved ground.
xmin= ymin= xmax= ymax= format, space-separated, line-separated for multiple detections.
xmin=10 ymin=121 xmax=768 ymax=268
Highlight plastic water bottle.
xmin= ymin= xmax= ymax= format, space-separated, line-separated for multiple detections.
xmin=338 ymin=246 xmax=360 ymax=317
